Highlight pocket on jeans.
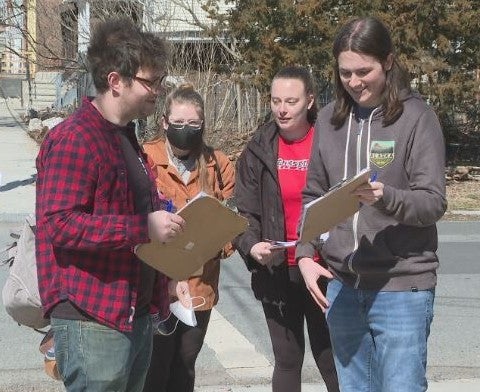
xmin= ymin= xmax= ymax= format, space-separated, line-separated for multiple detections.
xmin=80 ymin=320 xmax=114 ymax=331
xmin=50 ymin=324 xmax=68 ymax=381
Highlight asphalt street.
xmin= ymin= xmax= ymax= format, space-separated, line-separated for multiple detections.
xmin=0 ymin=222 xmax=479 ymax=391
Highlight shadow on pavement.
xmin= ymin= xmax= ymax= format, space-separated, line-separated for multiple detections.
xmin=0 ymin=174 xmax=37 ymax=192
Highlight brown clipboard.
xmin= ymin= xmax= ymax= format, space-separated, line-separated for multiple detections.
xmin=135 ymin=193 xmax=248 ymax=280
xmin=299 ymin=169 xmax=371 ymax=243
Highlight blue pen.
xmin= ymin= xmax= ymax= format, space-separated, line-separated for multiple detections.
xmin=165 ymin=199 xmax=174 ymax=213
xmin=370 ymin=171 xmax=378 ymax=182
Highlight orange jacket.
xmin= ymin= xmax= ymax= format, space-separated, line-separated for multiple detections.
xmin=143 ymin=139 xmax=235 ymax=310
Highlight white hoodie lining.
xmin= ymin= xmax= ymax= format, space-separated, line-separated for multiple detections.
xmin=343 ymin=112 xmax=353 ymax=181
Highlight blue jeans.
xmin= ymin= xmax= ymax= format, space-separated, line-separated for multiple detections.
xmin=51 ymin=315 xmax=152 ymax=392
xmin=325 ymin=279 xmax=434 ymax=392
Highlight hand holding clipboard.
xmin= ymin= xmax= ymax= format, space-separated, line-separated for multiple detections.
xmin=298 ymin=169 xmax=371 ymax=243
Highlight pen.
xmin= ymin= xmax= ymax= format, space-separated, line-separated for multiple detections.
xmin=166 ymin=199 xmax=174 ymax=213
xmin=370 ymin=171 xmax=378 ymax=182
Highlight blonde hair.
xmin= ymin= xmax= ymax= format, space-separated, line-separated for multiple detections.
xmin=162 ymin=83 xmax=217 ymax=195
xmin=164 ymin=83 xmax=205 ymax=120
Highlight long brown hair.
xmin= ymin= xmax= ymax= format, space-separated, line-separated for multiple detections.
xmin=331 ymin=17 xmax=410 ymax=128
xmin=162 ymin=83 xmax=217 ymax=195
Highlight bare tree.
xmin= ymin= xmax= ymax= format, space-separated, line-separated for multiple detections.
xmin=1 ymin=0 xmax=268 ymax=150
xmin=146 ymin=0 xmax=267 ymax=148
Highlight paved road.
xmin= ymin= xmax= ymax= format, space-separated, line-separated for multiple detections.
xmin=0 ymin=221 xmax=479 ymax=391
xmin=204 ymin=221 xmax=480 ymax=384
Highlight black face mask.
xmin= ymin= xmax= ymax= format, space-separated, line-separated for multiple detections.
xmin=165 ymin=124 xmax=203 ymax=151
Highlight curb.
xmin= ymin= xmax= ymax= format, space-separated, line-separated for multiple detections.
xmin=449 ymin=210 xmax=480 ymax=216
xmin=194 ymin=378 xmax=480 ymax=392
xmin=0 ymin=212 xmax=31 ymax=224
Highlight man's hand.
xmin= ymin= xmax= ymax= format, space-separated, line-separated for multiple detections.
xmin=249 ymin=241 xmax=275 ymax=265
xmin=148 ymin=211 xmax=185 ymax=243
xmin=298 ymin=257 xmax=333 ymax=312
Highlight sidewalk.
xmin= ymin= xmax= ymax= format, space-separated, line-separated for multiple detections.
xmin=0 ymin=98 xmax=37 ymax=223
xmin=194 ymin=378 xmax=480 ymax=391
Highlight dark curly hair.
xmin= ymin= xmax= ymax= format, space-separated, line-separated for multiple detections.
xmin=87 ymin=18 xmax=168 ymax=93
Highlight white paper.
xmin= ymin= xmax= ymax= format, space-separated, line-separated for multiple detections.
xmin=269 ymin=240 xmax=296 ymax=250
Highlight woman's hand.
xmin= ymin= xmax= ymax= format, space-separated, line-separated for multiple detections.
xmin=168 ymin=280 xmax=191 ymax=307
xmin=298 ymin=257 xmax=333 ymax=312
xmin=353 ymin=180 xmax=384 ymax=205
xmin=249 ymin=242 xmax=275 ymax=265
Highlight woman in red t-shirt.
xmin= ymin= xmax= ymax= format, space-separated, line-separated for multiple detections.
xmin=234 ymin=67 xmax=339 ymax=392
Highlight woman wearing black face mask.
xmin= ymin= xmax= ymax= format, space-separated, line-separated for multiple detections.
xmin=164 ymin=119 xmax=204 ymax=152
xmin=142 ymin=83 xmax=235 ymax=392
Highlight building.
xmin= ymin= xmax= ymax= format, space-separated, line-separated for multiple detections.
xmin=1 ymin=0 xmax=235 ymax=110
xmin=0 ymin=0 xmax=27 ymax=75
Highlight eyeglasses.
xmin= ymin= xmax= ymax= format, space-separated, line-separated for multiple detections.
xmin=133 ymin=74 xmax=168 ymax=92
xmin=166 ymin=118 xmax=204 ymax=130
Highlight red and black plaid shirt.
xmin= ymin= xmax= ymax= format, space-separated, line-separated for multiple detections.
xmin=36 ymin=97 xmax=169 ymax=332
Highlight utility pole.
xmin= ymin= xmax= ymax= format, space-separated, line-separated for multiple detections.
xmin=76 ymin=0 xmax=94 ymax=100
xmin=77 ymin=0 xmax=90 ymax=55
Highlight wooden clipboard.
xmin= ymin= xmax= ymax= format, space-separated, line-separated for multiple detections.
xmin=135 ymin=193 xmax=248 ymax=280
xmin=299 ymin=169 xmax=371 ymax=243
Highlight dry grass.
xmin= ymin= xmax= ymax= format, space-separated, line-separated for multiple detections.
xmin=444 ymin=179 xmax=480 ymax=221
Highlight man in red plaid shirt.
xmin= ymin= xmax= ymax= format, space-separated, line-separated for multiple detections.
xmin=35 ymin=18 xmax=185 ymax=391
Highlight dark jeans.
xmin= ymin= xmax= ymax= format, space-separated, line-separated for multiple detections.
xmin=262 ymin=267 xmax=339 ymax=392
xmin=143 ymin=309 xmax=211 ymax=392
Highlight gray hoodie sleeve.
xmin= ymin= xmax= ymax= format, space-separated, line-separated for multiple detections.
xmin=374 ymin=107 xmax=447 ymax=226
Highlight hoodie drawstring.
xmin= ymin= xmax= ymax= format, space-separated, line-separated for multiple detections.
xmin=345 ymin=107 xmax=380 ymax=287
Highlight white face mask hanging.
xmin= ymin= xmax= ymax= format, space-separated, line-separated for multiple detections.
xmin=153 ymin=296 xmax=206 ymax=335
xmin=169 ymin=300 xmax=197 ymax=327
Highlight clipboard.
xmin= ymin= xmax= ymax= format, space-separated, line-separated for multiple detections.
xmin=135 ymin=193 xmax=248 ymax=280
xmin=299 ymin=168 xmax=371 ymax=243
